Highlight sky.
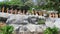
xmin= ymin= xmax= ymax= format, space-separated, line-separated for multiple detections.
xmin=0 ymin=0 xmax=11 ymax=2
xmin=33 ymin=0 xmax=37 ymax=5
xmin=0 ymin=0 xmax=4 ymax=2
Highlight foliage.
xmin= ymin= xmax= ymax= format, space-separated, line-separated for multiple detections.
xmin=44 ymin=27 xmax=59 ymax=34
xmin=24 ymin=0 xmax=34 ymax=7
xmin=38 ymin=19 xmax=45 ymax=24
xmin=0 ymin=0 xmax=23 ymax=6
xmin=0 ymin=25 xmax=14 ymax=34
xmin=8 ymin=0 xmax=23 ymax=6
xmin=40 ymin=0 xmax=60 ymax=13
xmin=0 ymin=0 xmax=60 ymax=13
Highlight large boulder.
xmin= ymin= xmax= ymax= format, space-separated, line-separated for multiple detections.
xmin=6 ymin=14 xmax=45 ymax=25
xmin=54 ymin=18 xmax=60 ymax=29
xmin=19 ymin=24 xmax=46 ymax=32
xmin=45 ymin=18 xmax=60 ymax=29
xmin=6 ymin=14 xmax=29 ymax=25
xmin=28 ymin=16 xmax=38 ymax=24
xmin=6 ymin=15 xmax=39 ymax=25
xmin=45 ymin=18 xmax=55 ymax=28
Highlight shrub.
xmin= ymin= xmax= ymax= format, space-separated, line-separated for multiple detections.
xmin=38 ymin=19 xmax=45 ymax=24
xmin=0 ymin=25 xmax=14 ymax=34
xmin=43 ymin=27 xmax=59 ymax=34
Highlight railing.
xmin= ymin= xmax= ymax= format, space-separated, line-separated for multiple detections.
xmin=0 ymin=9 xmax=59 ymax=18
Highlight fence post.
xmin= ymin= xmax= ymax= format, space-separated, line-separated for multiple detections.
xmin=11 ymin=8 xmax=13 ymax=14
xmin=6 ymin=8 xmax=8 ymax=13
xmin=15 ymin=9 xmax=17 ymax=14
xmin=2 ymin=7 xmax=4 ymax=13
xmin=23 ymin=10 xmax=25 ymax=15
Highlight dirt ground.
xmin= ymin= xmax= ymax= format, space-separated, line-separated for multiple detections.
xmin=0 ymin=22 xmax=6 ymax=27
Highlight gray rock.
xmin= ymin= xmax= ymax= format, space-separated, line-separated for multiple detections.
xmin=6 ymin=15 xmax=39 ymax=25
xmin=54 ymin=18 xmax=60 ymax=29
xmin=19 ymin=25 xmax=29 ymax=32
xmin=28 ymin=16 xmax=38 ymax=24
xmin=6 ymin=15 xmax=29 ymax=25
xmin=19 ymin=24 xmax=47 ymax=32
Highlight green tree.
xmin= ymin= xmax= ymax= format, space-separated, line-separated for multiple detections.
xmin=0 ymin=0 xmax=23 ymax=6
xmin=40 ymin=0 xmax=60 ymax=13
xmin=24 ymin=0 xmax=34 ymax=7
xmin=50 ymin=0 xmax=60 ymax=13
xmin=5 ymin=0 xmax=23 ymax=6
